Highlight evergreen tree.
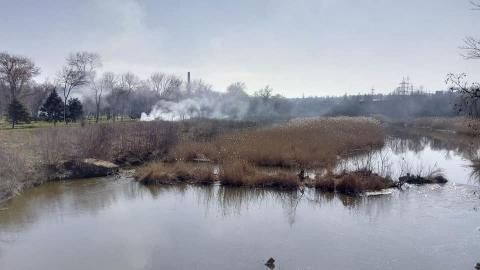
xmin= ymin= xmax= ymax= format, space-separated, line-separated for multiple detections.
xmin=6 ymin=98 xmax=31 ymax=129
xmin=67 ymin=98 xmax=83 ymax=122
xmin=39 ymin=89 xmax=64 ymax=125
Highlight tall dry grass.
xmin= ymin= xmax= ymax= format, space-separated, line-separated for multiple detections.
xmin=36 ymin=121 xmax=179 ymax=165
xmin=172 ymin=117 xmax=384 ymax=168
xmin=0 ymin=147 xmax=26 ymax=200
xmin=315 ymin=169 xmax=395 ymax=195
xmin=0 ymin=121 xmax=182 ymax=201
xmin=219 ymin=159 xmax=299 ymax=189
xmin=136 ymin=162 xmax=215 ymax=185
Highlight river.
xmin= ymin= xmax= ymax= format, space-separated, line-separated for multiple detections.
xmin=0 ymin=130 xmax=479 ymax=270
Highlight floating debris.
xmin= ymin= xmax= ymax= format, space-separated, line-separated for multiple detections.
xmin=265 ymin=257 xmax=275 ymax=269
xmin=365 ymin=189 xmax=393 ymax=196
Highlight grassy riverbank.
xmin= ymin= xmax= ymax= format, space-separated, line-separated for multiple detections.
xmin=0 ymin=119 xmax=255 ymax=202
xmin=3 ymin=116 xmax=467 ymax=201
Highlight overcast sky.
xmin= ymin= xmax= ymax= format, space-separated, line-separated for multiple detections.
xmin=1 ymin=0 xmax=479 ymax=97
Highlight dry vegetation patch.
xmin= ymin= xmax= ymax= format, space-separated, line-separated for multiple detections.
xmin=172 ymin=117 xmax=384 ymax=168
xmin=136 ymin=162 xmax=216 ymax=185
xmin=218 ymin=160 xmax=299 ymax=189
xmin=314 ymin=170 xmax=395 ymax=195
xmin=35 ymin=121 xmax=179 ymax=165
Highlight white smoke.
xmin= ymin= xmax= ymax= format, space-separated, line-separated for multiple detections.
xmin=140 ymin=94 xmax=250 ymax=121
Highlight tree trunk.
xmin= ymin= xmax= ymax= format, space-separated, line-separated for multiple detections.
xmin=95 ymin=103 xmax=100 ymax=123
xmin=64 ymin=99 xmax=68 ymax=125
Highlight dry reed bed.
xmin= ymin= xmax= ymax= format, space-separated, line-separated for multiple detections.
xmin=140 ymin=117 xmax=386 ymax=192
xmin=218 ymin=160 xmax=299 ymax=189
xmin=172 ymin=117 xmax=385 ymax=168
xmin=135 ymin=160 xmax=300 ymax=190
xmin=313 ymin=170 xmax=396 ymax=195
xmin=1 ymin=117 xmax=385 ymax=200
xmin=136 ymin=162 xmax=216 ymax=185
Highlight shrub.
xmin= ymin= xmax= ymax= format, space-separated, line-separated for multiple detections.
xmin=36 ymin=121 xmax=179 ymax=164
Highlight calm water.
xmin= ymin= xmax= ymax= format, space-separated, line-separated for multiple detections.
xmin=0 ymin=132 xmax=479 ymax=270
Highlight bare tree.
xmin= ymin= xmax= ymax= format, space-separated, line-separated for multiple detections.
xmin=149 ymin=73 xmax=183 ymax=100
xmin=446 ymin=73 xmax=480 ymax=117
xmin=118 ymin=72 xmax=139 ymax=120
xmin=226 ymin=82 xmax=248 ymax=97
xmin=165 ymin=75 xmax=183 ymax=100
xmin=92 ymin=72 xmax=115 ymax=123
xmin=57 ymin=52 xmax=101 ymax=124
xmin=449 ymin=1 xmax=480 ymax=122
xmin=0 ymin=52 xmax=40 ymax=101
xmin=150 ymin=72 xmax=167 ymax=94
xmin=461 ymin=36 xmax=480 ymax=59
xmin=24 ymin=81 xmax=52 ymax=117
xmin=255 ymin=85 xmax=273 ymax=102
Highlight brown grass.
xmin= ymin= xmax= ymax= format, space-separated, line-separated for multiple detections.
xmin=219 ymin=160 xmax=299 ymax=190
xmin=35 ymin=121 xmax=179 ymax=165
xmin=172 ymin=117 xmax=384 ymax=168
xmin=136 ymin=162 xmax=216 ymax=185
xmin=0 ymin=117 xmax=384 ymax=200
xmin=314 ymin=174 xmax=336 ymax=192
xmin=315 ymin=170 xmax=395 ymax=195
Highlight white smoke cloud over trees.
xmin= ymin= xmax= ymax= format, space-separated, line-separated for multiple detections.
xmin=141 ymin=81 xmax=251 ymax=121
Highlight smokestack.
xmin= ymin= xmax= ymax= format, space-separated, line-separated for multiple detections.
xmin=187 ymin=72 xmax=191 ymax=93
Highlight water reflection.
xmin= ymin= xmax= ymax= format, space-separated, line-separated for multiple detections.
xmin=339 ymin=129 xmax=480 ymax=185
xmin=388 ymin=128 xmax=480 ymax=160
xmin=0 ymin=176 xmax=479 ymax=270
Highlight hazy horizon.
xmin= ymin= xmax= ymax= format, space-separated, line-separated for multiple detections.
xmin=1 ymin=0 xmax=480 ymax=97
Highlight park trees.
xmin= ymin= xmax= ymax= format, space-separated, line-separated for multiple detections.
xmin=39 ymin=89 xmax=64 ymax=125
xmin=6 ymin=98 xmax=30 ymax=127
xmin=67 ymin=98 xmax=83 ymax=122
xmin=57 ymin=52 xmax=100 ymax=124
xmin=0 ymin=52 xmax=39 ymax=128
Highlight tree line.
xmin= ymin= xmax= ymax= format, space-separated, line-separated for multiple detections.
xmin=0 ymin=51 xmax=297 ymax=128
xmin=0 ymin=52 xmax=91 ymax=127
xmin=1 ymin=49 xmax=478 ymax=128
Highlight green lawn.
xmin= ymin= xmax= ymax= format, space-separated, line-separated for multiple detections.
xmin=0 ymin=117 xmax=137 ymax=131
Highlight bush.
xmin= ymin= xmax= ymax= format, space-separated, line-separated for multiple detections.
xmin=36 ymin=121 xmax=179 ymax=164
